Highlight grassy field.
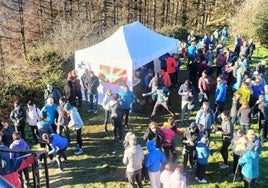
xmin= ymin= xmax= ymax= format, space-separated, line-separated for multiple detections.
xmin=28 ymin=46 xmax=268 ymax=188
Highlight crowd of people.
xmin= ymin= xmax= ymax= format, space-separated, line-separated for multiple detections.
xmin=0 ymin=26 xmax=266 ymax=188
xmin=120 ymin=27 xmax=265 ymax=188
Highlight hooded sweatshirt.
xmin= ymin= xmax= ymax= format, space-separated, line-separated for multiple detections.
xmin=123 ymin=144 xmax=144 ymax=172
xmin=145 ymin=140 xmax=166 ymax=172
xmin=196 ymin=141 xmax=210 ymax=165
xmin=9 ymin=138 xmax=29 ymax=158
xmin=68 ymin=107 xmax=84 ymax=130
xmin=239 ymin=149 xmax=259 ymax=179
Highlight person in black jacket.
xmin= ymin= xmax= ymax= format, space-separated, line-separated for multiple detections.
xmin=253 ymin=95 xmax=268 ymax=142
xmin=10 ymin=101 xmax=26 ymax=139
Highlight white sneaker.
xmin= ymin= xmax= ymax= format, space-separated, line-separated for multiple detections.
xmin=198 ymin=179 xmax=207 ymax=183
xmin=195 ymin=177 xmax=199 ymax=180
xmin=75 ymin=149 xmax=83 ymax=155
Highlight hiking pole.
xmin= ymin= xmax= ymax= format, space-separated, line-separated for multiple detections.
xmin=233 ymin=158 xmax=240 ymax=183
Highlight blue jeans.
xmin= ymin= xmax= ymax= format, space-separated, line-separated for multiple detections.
xmin=88 ymin=93 xmax=98 ymax=111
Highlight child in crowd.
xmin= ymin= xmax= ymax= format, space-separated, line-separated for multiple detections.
xmin=160 ymin=163 xmax=173 ymax=188
xmin=195 ymin=135 xmax=210 ymax=183
xmin=169 ymin=164 xmax=187 ymax=188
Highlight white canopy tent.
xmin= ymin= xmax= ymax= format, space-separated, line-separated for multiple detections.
xmin=75 ymin=21 xmax=178 ymax=103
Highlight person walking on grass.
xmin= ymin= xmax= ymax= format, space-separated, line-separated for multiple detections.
xmin=178 ymin=79 xmax=194 ymax=123
xmin=142 ymin=83 xmax=174 ymax=120
xmin=145 ymin=140 xmax=167 ymax=188
xmin=219 ymin=111 xmax=233 ymax=170
xmin=42 ymin=133 xmax=69 ymax=172
xmin=119 ymin=85 xmax=135 ymax=129
xmin=195 ymin=135 xmax=210 ymax=184
xmin=64 ymin=102 xmax=84 ymax=155
xmin=109 ymin=93 xmax=123 ymax=143
xmin=122 ymin=133 xmax=144 ymax=188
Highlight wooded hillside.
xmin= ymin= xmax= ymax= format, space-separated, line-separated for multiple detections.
xmin=0 ymin=0 xmax=244 ymax=64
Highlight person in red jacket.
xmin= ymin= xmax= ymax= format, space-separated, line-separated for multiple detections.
xmin=166 ymin=54 xmax=178 ymax=86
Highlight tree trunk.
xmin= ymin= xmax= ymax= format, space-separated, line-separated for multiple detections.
xmin=18 ymin=0 xmax=27 ymax=57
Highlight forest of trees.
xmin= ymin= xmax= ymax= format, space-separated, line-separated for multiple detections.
xmin=0 ymin=0 xmax=246 ymax=65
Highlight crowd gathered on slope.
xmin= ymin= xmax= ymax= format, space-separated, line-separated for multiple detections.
xmin=0 ymin=26 xmax=267 ymax=188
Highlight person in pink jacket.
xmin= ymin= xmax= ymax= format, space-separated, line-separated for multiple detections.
xmin=161 ymin=118 xmax=176 ymax=162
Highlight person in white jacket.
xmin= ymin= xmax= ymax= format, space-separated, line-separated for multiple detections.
xmin=64 ymin=102 xmax=84 ymax=155
xmin=102 ymin=89 xmax=113 ymax=133
xmin=26 ymin=100 xmax=40 ymax=143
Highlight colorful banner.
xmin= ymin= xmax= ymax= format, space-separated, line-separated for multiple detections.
xmin=99 ymin=65 xmax=127 ymax=86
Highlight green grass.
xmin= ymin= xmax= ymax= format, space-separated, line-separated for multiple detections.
xmin=24 ymin=47 xmax=268 ymax=188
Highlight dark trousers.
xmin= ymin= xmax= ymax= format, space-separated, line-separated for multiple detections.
xmin=88 ymin=93 xmax=98 ymax=111
xmin=73 ymin=90 xmax=82 ymax=107
xmin=240 ymin=124 xmax=250 ymax=135
xmin=30 ymin=125 xmax=39 ymax=141
xmin=111 ymin=117 xmax=123 ymax=140
xmin=259 ymin=119 xmax=268 ymax=140
xmin=243 ymin=177 xmax=256 ymax=188
xmin=76 ymin=128 xmax=83 ymax=149
xmin=122 ymin=109 xmax=130 ymax=126
xmin=163 ymin=145 xmax=177 ymax=162
xmin=15 ymin=125 xmax=25 ymax=139
xmin=57 ymin=125 xmax=70 ymax=144
xmin=233 ymin=153 xmax=242 ymax=178
xmin=104 ymin=110 xmax=110 ymax=132
xmin=220 ymin=139 xmax=231 ymax=164
xmin=40 ymin=142 xmax=53 ymax=161
xmin=196 ymin=162 xmax=206 ymax=180
xmin=214 ymin=102 xmax=224 ymax=118
xmin=183 ymin=149 xmax=195 ymax=168
xmin=126 ymin=169 xmax=143 ymax=188
xmin=56 ymin=147 xmax=67 ymax=170
xmin=19 ymin=168 xmax=30 ymax=185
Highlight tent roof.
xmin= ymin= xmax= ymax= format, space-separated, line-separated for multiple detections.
xmin=75 ymin=21 xmax=178 ymax=70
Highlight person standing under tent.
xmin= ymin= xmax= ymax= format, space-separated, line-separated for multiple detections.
xmin=85 ymin=71 xmax=100 ymax=114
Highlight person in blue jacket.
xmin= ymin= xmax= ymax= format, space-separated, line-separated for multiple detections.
xmin=145 ymin=140 xmax=166 ymax=188
xmin=239 ymin=142 xmax=259 ymax=188
xmin=40 ymin=97 xmax=58 ymax=132
xmin=119 ymin=85 xmax=135 ymax=128
xmin=142 ymin=83 xmax=174 ymax=120
xmin=42 ymin=133 xmax=69 ymax=172
xmin=214 ymin=76 xmax=227 ymax=118
xmin=195 ymin=136 xmax=210 ymax=184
